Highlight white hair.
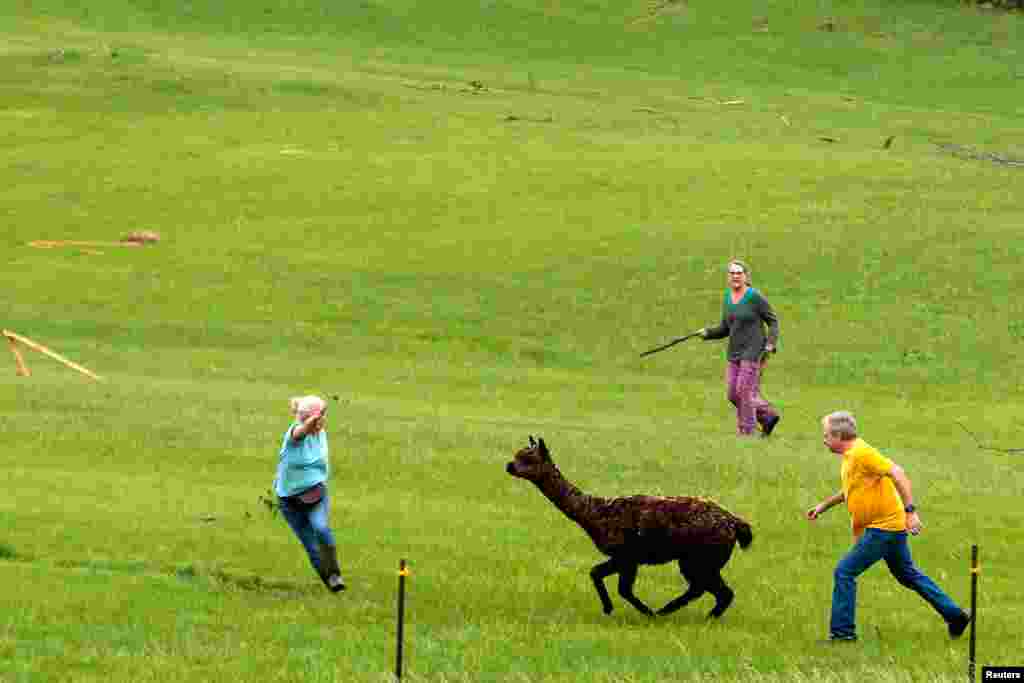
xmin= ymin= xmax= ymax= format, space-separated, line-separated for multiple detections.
xmin=290 ymin=395 xmax=325 ymax=420
xmin=824 ymin=411 xmax=858 ymax=440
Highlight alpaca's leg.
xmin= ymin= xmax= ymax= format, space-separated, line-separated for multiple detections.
xmin=616 ymin=563 xmax=654 ymax=617
xmin=657 ymin=585 xmax=704 ymax=616
xmin=706 ymin=573 xmax=735 ymax=619
xmin=658 ymin=564 xmax=705 ymax=616
xmin=590 ymin=560 xmax=618 ymax=615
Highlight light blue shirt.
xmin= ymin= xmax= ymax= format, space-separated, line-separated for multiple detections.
xmin=274 ymin=422 xmax=329 ymax=497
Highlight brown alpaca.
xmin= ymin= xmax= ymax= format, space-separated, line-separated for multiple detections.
xmin=506 ymin=436 xmax=752 ymax=618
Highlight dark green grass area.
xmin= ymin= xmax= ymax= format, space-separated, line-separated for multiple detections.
xmin=6 ymin=0 xmax=1022 ymax=111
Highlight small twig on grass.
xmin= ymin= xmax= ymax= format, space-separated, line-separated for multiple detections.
xmin=259 ymin=490 xmax=280 ymax=517
xmin=504 ymin=114 xmax=554 ymax=123
xmin=955 ymin=421 xmax=1024 ymax=455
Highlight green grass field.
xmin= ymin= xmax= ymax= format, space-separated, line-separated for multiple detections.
xmin=2 ymin=0 xmax=1022 ymax=680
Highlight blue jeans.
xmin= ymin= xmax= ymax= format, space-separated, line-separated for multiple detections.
xmin=830 ymin=528 xmax=963 ymax=640
xmin=278 ymin=486 xmax=337 ymax=575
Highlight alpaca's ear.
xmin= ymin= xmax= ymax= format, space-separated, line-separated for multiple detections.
xmin=538 ymin=438 xmax=550 ymax=461
xmin=529 ymin=435 xmax=536 ymax=447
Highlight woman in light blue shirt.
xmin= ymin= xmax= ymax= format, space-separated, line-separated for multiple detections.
xmin=275 ymin=395 xmax=345 ymax=592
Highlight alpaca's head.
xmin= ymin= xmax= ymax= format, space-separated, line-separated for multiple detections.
xmin=506 ymin=435 xmax=555 ymax=481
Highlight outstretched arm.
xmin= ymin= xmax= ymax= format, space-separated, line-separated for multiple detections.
xmin=702 ymin=313 xmax=730 ymax=341
xmin=806 ymin=491 xmax=844 ymax=520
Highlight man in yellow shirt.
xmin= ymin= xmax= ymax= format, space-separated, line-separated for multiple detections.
xmin=806 ymin=411 xmax=971 ymax=642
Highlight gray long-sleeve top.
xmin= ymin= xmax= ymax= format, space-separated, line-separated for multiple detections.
xmin=704 ymin=287 xmax=779 ymax=362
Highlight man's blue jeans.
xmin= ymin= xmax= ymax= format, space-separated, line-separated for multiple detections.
xmin=278 ymin=487 xmax=337 ymax=575
xmin=830 ymin=527 xmax=964 ymax=640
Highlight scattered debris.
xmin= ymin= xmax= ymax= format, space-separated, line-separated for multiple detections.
xmin=47 ymin=48 xmax=83 ymax=64
xmin=29 ymin=231 xmax=160 ymax=251
xmin=818 ymin=136 xmax=839 ymax=143
xmin=122 ymin=230 xmax=161 ymax=244
xmin=259 ymin=491 xmax=279 ymax=517
xmin=780 ymin=115 xmax=791 ymax=127
xmin=632 ymin=0 xmax=687 ymax=24
xmin=934 ymin=142 xmax=1024 ymax=167
xmin=31 ymin=240 xmax=133 ymax=250
xmin=504 ymin=114 xmax=554 ymax=123
xmin=882 ymin=135 xmax=895 ymax=150
xmin=402 ymin=80 xmax=492 ymax=95
xmin=4 ymin=329 xmax=103 ymax=381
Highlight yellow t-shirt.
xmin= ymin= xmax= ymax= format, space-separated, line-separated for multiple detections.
xmin=840 ymin=439 xmax=906 ymax=537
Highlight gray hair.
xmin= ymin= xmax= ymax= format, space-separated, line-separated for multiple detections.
xmin=824 ymin=411 xmax=858 ymax=440
xmin=728 ymin=259 xmax=753 ymax=286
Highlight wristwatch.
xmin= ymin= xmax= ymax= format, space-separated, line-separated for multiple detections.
xmin=904 ymin=504 xmax=916 ymax=513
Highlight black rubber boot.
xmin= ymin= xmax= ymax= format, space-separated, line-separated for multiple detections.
xmin=318 ymin=543 xmax=346 ymax=593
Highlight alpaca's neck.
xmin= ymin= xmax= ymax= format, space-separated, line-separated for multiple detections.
xmin=533 ymin=467 xmax=601 ymax=528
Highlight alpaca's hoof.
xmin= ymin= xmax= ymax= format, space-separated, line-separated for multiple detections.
xmin=602 ymin=605 xmax=613 ymax=615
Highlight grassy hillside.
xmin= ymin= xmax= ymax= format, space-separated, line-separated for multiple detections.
xmin=1 ymin=0 xmax=1022 ymax=681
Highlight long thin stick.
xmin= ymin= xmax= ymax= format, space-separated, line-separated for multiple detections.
xmin=1 ymin=330 xmax=103 ymax=381
xmin=28 ymin=240 xmax=143 ymax=249
xmin=6 ymin=335 xmax=30 ymax=376
xmin=968 ymin=545 xmax=978 ymax=683
xmin=395 ymin=559 xmax=408 ymax=681
xmin=640 ymin=332 xmax=700 ymax=358
xmin=956 ymin=421 xmax=1023 ymax=455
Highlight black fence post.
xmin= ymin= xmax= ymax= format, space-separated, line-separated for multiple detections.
xmin=396 ymin=559 xmax=409 ymax=681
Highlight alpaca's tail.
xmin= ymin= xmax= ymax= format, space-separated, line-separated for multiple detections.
xmin=734 ymin=519 xmax=753 ymax=549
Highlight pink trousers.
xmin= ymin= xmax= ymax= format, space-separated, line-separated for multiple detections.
xmin=727 ymin=360 xmax=778 ymax=436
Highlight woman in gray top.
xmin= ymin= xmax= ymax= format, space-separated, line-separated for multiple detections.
xmin=698 ymin=259 xmax=780 ymax=437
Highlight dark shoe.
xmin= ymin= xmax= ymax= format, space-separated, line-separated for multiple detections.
xmin=318 ymin=543 xmax=347 ymax=593
xmin=761 ymin=415 xmax=780 ymax=437
xmin=949 ymin=610 xmax=972 ymax=639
